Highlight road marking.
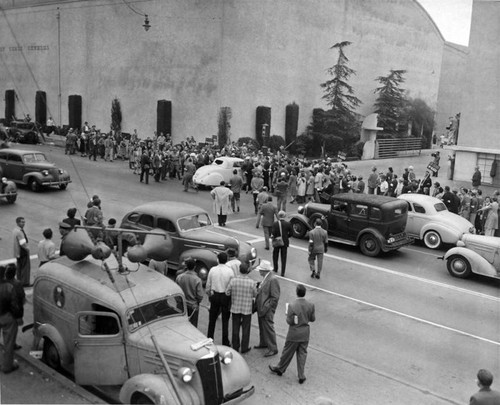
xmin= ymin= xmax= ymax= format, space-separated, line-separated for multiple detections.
xmin=221 ymin=221 xmax=500 ymax=303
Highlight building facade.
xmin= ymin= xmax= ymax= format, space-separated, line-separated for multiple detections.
xmin=0 ymin=0 xmax=444 ymax=143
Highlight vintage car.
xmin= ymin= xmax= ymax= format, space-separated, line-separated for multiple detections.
xmin=443 ymin=234 xmax=500 ymax=279
xmin=33 ymin=228 xmax=254 ymax=404
xmin=7 ymin=121 xmax=41 ymax=144
xmin=398 ymin=193 xmax=474 ymax=249
xmin=120 ymin=201 xmax=258 ymax=279
xmin=289 ymin=194 xmax=413 ymax=257
xmin=0 ymin=148 xmax=71 ymax=191
xmin=193 ymin=156 xmax=244 ymax=188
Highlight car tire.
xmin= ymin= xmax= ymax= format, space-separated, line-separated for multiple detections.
xmin=423 ymin=230 xmax=442 ymax=249
xmin=359 ymin=233 xmax=381 ymax=257
xmin=309 ymin=214 xmax=328 ymax=230
xmin=42 ymin=338 xmax=61 ymax=371
xmin=59 ymin=184 xmax=67 ymax=190
xmin=131 ymin=393 xmax=154 ymax=404
xmin=446 ymin=254 xmax=472 ymax=278
xmin=29 ymin=178 xmax=40 ymax=192
xmin=195 ymin=261 xmax=209 ymax=281
xmin=290 ymin=219 xmax=307 ymax=239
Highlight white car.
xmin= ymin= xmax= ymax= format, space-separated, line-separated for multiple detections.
xmin=193 ymin=156 xmax=244 ymax=188
xmin=398 ymin=193 xmax=474 ymax=249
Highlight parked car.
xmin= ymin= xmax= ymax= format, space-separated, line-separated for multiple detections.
xmin=7 ymin=121 xmax=41 ymax=144
xmin=0 ymin=174 xmax=17 ymax=204
xmin=120 ymin=201 xmax=258 ymax=280
xmin=33 ymin=228 xmax=254 ymax=404
xmin=0 ymin=148 xmax=71 ymax=191
xmin=398 ymin=193 xmax=474 ymax=249
xmin=443 ymin=233 xmax=500 ymax=279
xmin=289 ymin=194 xmax=413 ymax=257
xmin=193 ymin=157 xmax=244 ymax=188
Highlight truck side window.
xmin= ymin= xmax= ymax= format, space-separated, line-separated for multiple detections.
xmin=79 ymin=314 xmax=119 ymax=336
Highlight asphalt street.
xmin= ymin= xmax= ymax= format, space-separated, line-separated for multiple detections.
xmin=1 ymin=143 xmax=499 ymax=404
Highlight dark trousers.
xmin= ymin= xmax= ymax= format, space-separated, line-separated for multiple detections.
xmin=16 ymin=250 xmax=31 ymax=286
xmin=187 ymin=305 xmax=199 ymax=328
xmin=231 ymin=313 xmax=252 ymax=352
xmin=273 ymin=246 xmax=288 ymax=276
xmin=140 ymin=167 xmax=149 ymax=184
xmin=257 ymin=310 xmax=277 ymax=351
xmin=275 ymin=340 xmax=309 ymax=380
xmin=0 ymin=312 xmax=18 ymax=372
xmin=207 ymin=292 xmax=231 ymax=346
xmin=217 ymin=213 xmax=227 ymax=226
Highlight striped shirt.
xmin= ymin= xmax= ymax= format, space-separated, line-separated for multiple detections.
xmin=226 ymin=275 xmax=257 ymax=315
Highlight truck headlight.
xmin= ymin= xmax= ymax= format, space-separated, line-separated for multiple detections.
xmin=387 ymin=237 xmax=395 ymax=244
xmin=178 ymin=367 xmax=193 ymax=383
xmin=298 ymin=206 xmax=305 ymax=214
xmin=42 ymin=170 xmax=49 ymax=176
xmin=221 ymin=351 xmax=233 ymax=365
xmin=58 ymin=169 xmax=64 ymax=175
xmin=198 ymin=267 xmax=208 ymax=279
xmin=250 ymin=247 xmax=257 ymax=258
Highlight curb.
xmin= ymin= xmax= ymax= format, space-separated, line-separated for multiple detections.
xmin=1 ymin=343 xmax=106 ymax=404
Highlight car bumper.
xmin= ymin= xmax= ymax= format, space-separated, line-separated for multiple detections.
xmin=41 ymin=179 xmax=71 ymax=186
xmin=382 ymin=234 xmax=414 ymax=252
xmin=224 ymin=385 xmax=255 ymax=404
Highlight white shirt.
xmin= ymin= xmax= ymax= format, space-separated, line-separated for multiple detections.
xmin=206 ymin=263 xmax=234 ymax=294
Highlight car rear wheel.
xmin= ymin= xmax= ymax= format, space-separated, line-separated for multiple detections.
xmin=309 ymin=214 xmax=328 ymax=230
xmin=29 ymin=178 xmax=40 ymax=192
xmin=446 ymin=254 xmax=472 ymax=278
xmin=290 ymin=219 xmax=307 ymax=239
xmin=42 ymin=338 xmax=61 ymax=371
xmin=359 ymin=233 xmax=381 ymax=257
xmin=423 ymin=230 xmax=442 ymax=249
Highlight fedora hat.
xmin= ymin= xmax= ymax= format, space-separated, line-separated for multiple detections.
xmin=255 ymin=260 xmax=273 ymax=272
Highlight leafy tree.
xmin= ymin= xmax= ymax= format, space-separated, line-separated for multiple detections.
xmin=218 ymin=106 xmax=232 ymax=148
xmin=407 ymin=98 xmax=435 ymax=147
xmin=318 ymin=41 xmax=361 ymax=155
xmin=111 ymin=98 xmax=122 ymax=132
xmin=268 ymin=135 xmax=285 ymax=152
xmin=373 ymin=69 xmax=408 ymax=136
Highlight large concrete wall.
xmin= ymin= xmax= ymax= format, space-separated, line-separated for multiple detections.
xmin=0 ymin=0 xmax=444 ymax=143
xmin=435 ymin=42 xmax=468 ymax=140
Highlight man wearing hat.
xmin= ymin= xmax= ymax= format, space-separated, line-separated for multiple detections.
xmin=58 ymin=221 xmax=72 ymax=257
xmin=271 ymin=211 xmax=293 ymax=277
xmin=254 ymin=260 xmax=280 ymax=357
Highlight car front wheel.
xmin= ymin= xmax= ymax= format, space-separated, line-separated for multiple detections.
xmin=446 ymin=254 xmax=472 ymax=278
xmin=359 ymin=233 xmax=381 ymax=257
xmin=290 ymin=219 xmax=307 ymax=239
xmin=29 ymin=178 xmax=40 ymax=192
xmin=59 ymin=184 xmax=67 ymax=190
xmin=423 ymin=230 xmax=442 ymax=249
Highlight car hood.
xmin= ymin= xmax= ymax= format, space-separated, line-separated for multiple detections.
xmin=181 ymin=227 xmax=239 ymax=249
xmin=26 ymin=162 xmax=57 ymax=170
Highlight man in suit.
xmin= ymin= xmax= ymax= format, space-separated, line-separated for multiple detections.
xmin=470 ymin=369 xmax=500 ymax=405
xmin=254 ymin=260 xmax=280 ymax=357
xmin=269 ymin=284 xmax=315 ymax=384
xmin=256 ymin=196 xmax=278 ymax=250
xmin=308 ymin=218 xmax=329 ymax=279
xmin=271 ymin=211 xmax=293 ymax=277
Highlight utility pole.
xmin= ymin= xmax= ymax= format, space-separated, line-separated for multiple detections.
xmin=57 ymin=8 xmax=62 ymax=125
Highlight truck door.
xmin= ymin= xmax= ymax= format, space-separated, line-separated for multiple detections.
xmin=74 ymin=311 xmax=129 ymax=385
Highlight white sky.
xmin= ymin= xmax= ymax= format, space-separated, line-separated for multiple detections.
xmin=417 ymin=0 xmax=473 ymax=45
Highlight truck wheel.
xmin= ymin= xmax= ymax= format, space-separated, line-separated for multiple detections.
xmin=6 ymin=193 xmax=16 ymax=204
xmin=423 ymin=230 xmax=442 ymax=249
xmin=29 ymin=178 xmax=40 ymax=192
xmin=290 ymin=219 xmax=307 ymax=239
xmin=446 ymin=254 xmax=472 ymax=278
xmin=42 ymin=339 xmax=61 ymax=371
xmin=131 ymin=393 xmax=154 ymax=404
xmin=359 ymin=234 xmax=381 ymax=257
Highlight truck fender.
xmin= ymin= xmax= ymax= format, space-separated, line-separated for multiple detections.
xmin=216 ymin=345 xmax=253 ymax=396
xmin=357 ymin=228 xmax=385 ymax=247
xmin=22 ymin=172 xmax=42 ymax=186
xmin=288 ymin=213 xmax=311 ymax=228
xmin=36 ymin=323 xmax=72 ymax=368
xmin=444 ymin=247 xmax=497 ymax=277
xmin=120 ymin=373 xmax=200 ymax=405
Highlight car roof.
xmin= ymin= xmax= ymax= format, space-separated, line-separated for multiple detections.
xmin=213 ymin=157 xmax=244 ymax=163
xmin=329 ymin=193 xmax=404 ymax=207
xmin=127 ymin=201 xmax=207 ymax=219
xmin=398 ymin=193 xmax=444 ymax=206
xmin=0 ymin=148 xmax=44 ymax=155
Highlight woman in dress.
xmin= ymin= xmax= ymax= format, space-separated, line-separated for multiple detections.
xmin=479 ymin=196 xmax=498 ymax=236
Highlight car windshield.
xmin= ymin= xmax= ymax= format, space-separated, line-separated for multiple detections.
xmin=15 ymin=123 xmax=34 ymax=130
xmin=434 ymin=202 xmax=447 ymax=212
xmin=213 ymin=159 xmax=225 ymax=166
xmin=127 ymin=295 xmax=185 ymax=331
xmin=23 ymin=153 xmax=48 ymax=163
xmin=177 ymin=213 xmax=212 ymax=231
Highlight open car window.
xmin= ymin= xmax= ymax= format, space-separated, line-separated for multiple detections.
xmin=177 ymin=213 xmax=212 ymax=231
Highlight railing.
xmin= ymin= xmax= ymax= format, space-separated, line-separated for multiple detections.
xmin=375 ymin=137 xmax=423 ymax=159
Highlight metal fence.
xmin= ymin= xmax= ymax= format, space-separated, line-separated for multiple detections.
xmin=375 ymin=137 xmax=423 ymax=159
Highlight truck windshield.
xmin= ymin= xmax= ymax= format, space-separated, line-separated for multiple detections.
xmin=127 ymin=295 xmax=185 ymax=331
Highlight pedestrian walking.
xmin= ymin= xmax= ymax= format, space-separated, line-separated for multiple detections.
xmin=271 ymin=211 xmax=293 ymax=277
xmin=469 ymin=369 xmax=500 ymax=405
xmin=183 ymin=158 xmax=197 ymax=192
xmin=226 ymin=263 xmax=257 ymax=354
xmin=269 ymin=284 xmax=315 ymax=384
xmin=176 ymin=259 xmax=203 ymax=327
xmin=13 ymin=217 xmax=30 ymax=287
xmin=37 ymin=228 xmax=57 ymax=267
xmin=275 ymin=172 xmax=289 ymax=212
xmin=229 ymin=169 xmax=244 ymax=213
xmin=256 ymin=196 xmax=278 ymax=250
xmin=254 ymin=260 xmax=280 ymax=357
xmin=211 ymin=181 xmax=233 ymax=227
xmin=206 ymin=252 xmax=234 ymax=346
xmin=139 ymin=150 xmax=151 ymax=184
xmin=308 ymin=218 xmax=328 ymax=279
xmin=251 ymin=171 xmax=264 ymax=214
xmin=0 ymin=265 xmax=22 ymax=373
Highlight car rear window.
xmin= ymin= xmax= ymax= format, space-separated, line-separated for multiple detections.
xmin=369 ymin=207 xmax=381 ymax=220
xmin=434 ymin=202 xmax=447 ymax=212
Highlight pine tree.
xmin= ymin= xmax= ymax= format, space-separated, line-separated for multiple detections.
xmin=373 ymin=69 xmax=408 ymax=136
xmin=111 ymin=98 xmax=122 ymax=132
xmin=218 ymin=106 xmax=232 ymax=147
